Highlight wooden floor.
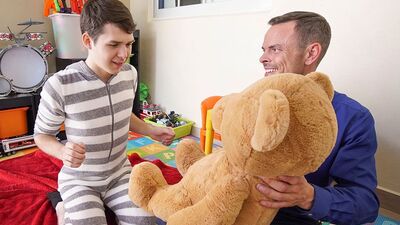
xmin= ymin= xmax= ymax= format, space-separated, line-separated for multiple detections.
xmin=377 ymin=187 xmax=400 ymax=222
xmin=380 ymin=208 xmax=400 ymax=221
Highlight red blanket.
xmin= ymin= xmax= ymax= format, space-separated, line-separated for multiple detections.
xmin=0 ymin=151 xmax=181 ymax=225
xmin=128 ymin=153 xmax=182 ymax=185
xmin=0 ymin=150 xmax=62 ymax=225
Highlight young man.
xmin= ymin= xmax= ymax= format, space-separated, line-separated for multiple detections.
xmin=257 ymin=11 xmax=379 ymax=225
xmin=34 ymin=0 xmax=174 ymax=224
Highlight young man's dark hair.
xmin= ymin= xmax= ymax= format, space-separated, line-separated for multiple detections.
xmin=269 ymin=11 xmax=331 ymax=64
xmin=80 ymin=0 xmax=136 ymax=43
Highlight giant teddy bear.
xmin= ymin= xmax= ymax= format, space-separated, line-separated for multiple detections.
xmin=129 ymin=72 xmax=338 ymax=225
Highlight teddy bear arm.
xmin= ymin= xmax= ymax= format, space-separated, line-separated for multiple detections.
xmin=167 ymin=175 xmax=249 ymax=225
xmin=128 ymin=162 xmax=168 ymax=212
xmin=175 ymin=139 xmax=205 ymax=175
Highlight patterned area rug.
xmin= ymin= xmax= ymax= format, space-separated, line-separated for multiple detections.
xmin=126 ymin=131 xmax=198 ymax=168
xmin=369 ymin=215 xmax=399 ymax=225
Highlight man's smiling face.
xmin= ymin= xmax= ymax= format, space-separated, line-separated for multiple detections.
xmin=259 ymin=21 xmax=307 ymax=77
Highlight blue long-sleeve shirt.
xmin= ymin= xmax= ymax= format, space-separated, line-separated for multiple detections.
xmin=273 ymin=91 xmax=379 ymax=225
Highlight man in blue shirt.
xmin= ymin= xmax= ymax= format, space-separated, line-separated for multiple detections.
xmin=257 ymin=11 xmax=379 ymax=225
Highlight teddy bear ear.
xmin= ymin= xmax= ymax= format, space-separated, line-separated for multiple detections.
xmin=212 ymin=94 xmax=236 ymax=133
xmin=251 ymin=89 xmax=290 ymax=152
xmin=306 ymin=72 xmax=334 ymax=101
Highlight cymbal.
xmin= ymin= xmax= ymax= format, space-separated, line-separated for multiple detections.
xmin=17 ymin=19 xmax=44 ymax=26
xmin=20 ymin=31 xmax=47 ymax=34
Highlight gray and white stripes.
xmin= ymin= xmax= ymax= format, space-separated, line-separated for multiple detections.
xmin=35 ymin=61 xmax=136 ymax=177
xmin=35 ymin=61 xmax=155 ymax=224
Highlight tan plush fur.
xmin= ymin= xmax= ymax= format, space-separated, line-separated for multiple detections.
xmin=129 ymin=72 xmax=338 ymax=225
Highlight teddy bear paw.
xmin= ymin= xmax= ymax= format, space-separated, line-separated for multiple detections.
xmin=176 ymin=139 xmax=205 ymax=175
xmin=128 ymin=162 xmax=167 ymax=210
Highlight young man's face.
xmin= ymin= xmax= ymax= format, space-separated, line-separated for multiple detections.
xmin=259 ymin=21 xmax=307 ymax=77
xmin=85 ymin=23 xmax=134 ymax=78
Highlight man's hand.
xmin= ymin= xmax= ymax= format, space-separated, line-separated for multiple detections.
xmin=149 ymin=126 xmax=175 ymax=146
xmin=256 ymin=175 xmax=315 ymax=210
xmin=61 ymin=142 xmax=86 ymax=168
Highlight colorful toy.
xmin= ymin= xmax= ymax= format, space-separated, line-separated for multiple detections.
xmin=139 ymin=82 xmax=149 ymax=102
xmin=200 ymin=96 xmax=222 ymax=154
xmin=149 ymin=111 xmax=186 ymax=128
xmin=1 ymin=135 xmax=36 ymax=157
xmin=140 ymin=101 xmax=162 ymax=119
xmin=54 ymin=0 xmax=61 ymax=12
xmin=43 ymin=0 xmax=57 ymax=16
xmin=0 ymin=107 xmax=34 ymax=158
xmin=128 ymin=72 xmax=338 ymax=225
xmin=0 ymin=33 xmax=14 ymax=41
xmin=0 ymin=19 xmax=53 ymax=95
xmin=44 ymin=0 xmax=84 ymax=16
xmin=39 ymin=41 xmax=55 ymax=57
xmin=70 ymin=0 xmax=85 ymax=14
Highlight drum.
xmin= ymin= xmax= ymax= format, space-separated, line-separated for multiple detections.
xmin=0 ymin=33 xmax=14 ymax=41
xmin=0 ymin=45 xmax=48 ymax=93
xmin=39 ymin=41 xmax=55 ymax=57
xmin=25 ymin=32 xmax=44 ymax=41
xmin=0 ymin=75 xmax=12 ymax=96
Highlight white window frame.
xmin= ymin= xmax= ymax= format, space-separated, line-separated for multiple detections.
xmin=153 ymin=0 xmax=272 ymax=20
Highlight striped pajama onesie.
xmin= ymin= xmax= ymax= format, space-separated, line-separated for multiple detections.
xmin=34 ymin=61 xmax=155 ymax=225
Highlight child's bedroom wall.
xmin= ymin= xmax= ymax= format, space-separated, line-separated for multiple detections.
xmin=131 ymin=0 xmax=400 ymax=195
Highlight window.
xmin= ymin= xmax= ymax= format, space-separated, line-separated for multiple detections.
xmin=158 ymin=0 xmax=201 ymax=9
xmin=154 ymin=0 xmax=271 ymax=19
xmin=157 ymin=0 xmax=232 ymax=9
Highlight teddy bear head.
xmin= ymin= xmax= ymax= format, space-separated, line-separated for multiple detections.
xmin=211 ymin=72 xmax=338 ymax=178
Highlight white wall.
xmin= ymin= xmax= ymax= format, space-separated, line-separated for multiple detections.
xmin=131 ymin=0 xmax=400 ymax=193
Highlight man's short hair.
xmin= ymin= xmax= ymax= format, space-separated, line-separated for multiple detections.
xmin=80 ymin=0 xmax=136 ymax=43
xmin=269 ymin=11 xmax=331 ymax=63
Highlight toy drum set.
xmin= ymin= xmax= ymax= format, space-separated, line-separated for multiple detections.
xmin=0 ymin=19 xmax=54 ymax=97
xmin=0 ymin=20 xmax=55 ymax=157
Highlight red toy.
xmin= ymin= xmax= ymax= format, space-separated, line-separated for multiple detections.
xmin=139 ymin=101 xmax=162 ymax=119
xmin=70 ymin=0 xmax=86 ymax=14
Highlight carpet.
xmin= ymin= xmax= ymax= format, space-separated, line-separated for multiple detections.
xmin=371 ymin=215 xmax=399 ymax=225
xmin=126 ymin=131 xmax=199 ymax=168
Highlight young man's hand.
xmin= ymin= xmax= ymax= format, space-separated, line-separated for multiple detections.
xmin=149 ymin=126 xmax=175 ymax=146
xmin=256 ymin=175 xmax=315 ymax=210
xmin=61 ymin=142 xmax=86 ymax=168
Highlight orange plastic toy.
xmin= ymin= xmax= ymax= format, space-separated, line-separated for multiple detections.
xmin=43 ymin=0 xmax=57 ymax=16
xmin=200 ymin=96 xmax=222 ymax=154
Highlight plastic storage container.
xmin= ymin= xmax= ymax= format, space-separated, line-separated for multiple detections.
xmin=49 ymin=13 xmax=88 ymax=59
xmin=144 ymin=117 xmax=194 ymax=140
xmin=0 ymin=107 xmax=29 ymax=139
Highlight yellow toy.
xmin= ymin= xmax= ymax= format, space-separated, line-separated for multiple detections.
xmin=129 ymin=72 xmax=338 ymax=225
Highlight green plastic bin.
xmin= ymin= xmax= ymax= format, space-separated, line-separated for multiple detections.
xmin=144 ymin=117 xmax=194 ymax=140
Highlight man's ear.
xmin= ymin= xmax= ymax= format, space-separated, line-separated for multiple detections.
xmin=82 ymin=32 xmax=92 ymax=50
xmin=304 ymin=42 xmax=322 ymax=66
